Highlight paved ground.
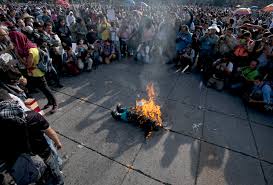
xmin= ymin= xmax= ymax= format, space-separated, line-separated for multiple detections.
xmin=35 ymin=60 xmax=273 ymax=185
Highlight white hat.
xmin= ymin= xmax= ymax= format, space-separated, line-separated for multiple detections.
xmin=208 ymin=24 xmax=220 ymax=33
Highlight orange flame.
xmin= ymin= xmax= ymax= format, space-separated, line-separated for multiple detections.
xmin=135 ymin=83 xmax=163 ymax=127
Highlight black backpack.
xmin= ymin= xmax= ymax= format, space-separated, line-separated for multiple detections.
xmin=37 ymin=49 xmax=51 ymax=73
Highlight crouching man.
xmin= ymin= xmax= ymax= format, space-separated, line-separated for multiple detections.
xmin=247 ymin=76 xmax=273 ymax=112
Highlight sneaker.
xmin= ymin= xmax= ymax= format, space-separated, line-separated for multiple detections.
xmin=116 ymin=103 xmax=122 ymax=113
xmin=111 ymin=111 xmax=122 ymax=120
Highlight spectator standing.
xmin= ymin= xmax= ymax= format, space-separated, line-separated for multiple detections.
xmin=9 ymin=31 xmax=58 ymax=113
xmin=56 ymin=18 xmax=72 ymax=47
xmin=75 ymin=18 xmax=88 ymax=41
xmin=175 ymin=25 xmax=192 ymax=54
xmin=216 ymin=27 xmax=238 ymax=56
xmin=199 ymin=24 xmax=219 ymax=70
xmin=66 ymin=11 xmax=75 ymax=27
xmin=98 ymin=16 xmax=111 ymax=41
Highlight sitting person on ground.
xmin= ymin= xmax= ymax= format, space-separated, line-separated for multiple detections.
xmin=101 ymin=40 xmax=116 ymax=64
xmin=175 ymin=46 xmax=195 ymax=73
xmin=216 ymin=27 xmax=238 ymax=57
xmin=233 ymin=31 xmax=255 ymax=68
xmin=257 ymin=34 xmax=273 ymax=70
xmin=76 ymin=39 xmax=93 ymax=72
xmin=82 ymin=45 xmax=95 ymax=71
xmin=63 ymin=46 xmax=80 ymax=76
xmin=206 ymin=55 xmax=233 ymax=91
xmin=92 ymin=40 xmax=103 ymax=68
xmin=230 ymin=59 xmax=260 ymax=93
xmin=248 ymin=76 xmax=273 ymax=111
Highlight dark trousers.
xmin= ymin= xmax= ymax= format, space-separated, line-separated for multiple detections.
xmin=46 ymin=66 xmax=61 ymax=86
xmin=30 ymin=76 xmax=57 ymax=106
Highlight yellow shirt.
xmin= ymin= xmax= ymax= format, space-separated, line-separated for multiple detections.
xmin=29 ymin=48 xmax=44 ymax=77
xmin=101 ymin=23 xmax=111 ymax=41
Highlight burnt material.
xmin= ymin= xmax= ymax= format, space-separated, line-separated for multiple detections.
xmin=111 ymin=104 xmax=161 ymax=138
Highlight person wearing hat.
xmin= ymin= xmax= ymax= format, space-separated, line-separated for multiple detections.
xmin=21 ymin=12 xmax=34 ymax=20
xmin=198 ymin=24 xmax=219 ymax=71
xmin=21 ymin=13 xmax=34 ymax=28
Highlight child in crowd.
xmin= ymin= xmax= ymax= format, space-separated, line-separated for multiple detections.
xmin=101 ymin=40 xmax=116 ymax=64
xmin=63 ymin=46 xmax=80 ymax=75
xmin=75 ymin=39 xmax=92 ymax=72
xmin=92 ymin=40 xmax=103 ymax=68
xmin=110 ymin=21 xmax=121 ymax=61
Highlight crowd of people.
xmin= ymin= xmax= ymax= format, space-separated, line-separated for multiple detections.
xmin=0 ymin=1 xmax=273 ymax=184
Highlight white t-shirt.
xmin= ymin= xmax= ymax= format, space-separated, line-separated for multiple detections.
xmin=9 ymin=93 xmax=30 ymax=112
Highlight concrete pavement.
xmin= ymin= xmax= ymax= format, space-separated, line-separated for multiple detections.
xmin=36 ymin=60 xmax=273 ymax=185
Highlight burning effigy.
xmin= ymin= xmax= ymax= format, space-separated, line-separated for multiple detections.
xmin=111 ymin=83 xmax=163 ymax=138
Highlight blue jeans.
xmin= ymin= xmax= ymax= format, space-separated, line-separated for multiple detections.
xmin=45 ymin=135 xmax=63 ymax=166
xmin=44 ymin=151 xmax=64 ymax=185
xmin=262 ymin=84 xmax=273 ymax=104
